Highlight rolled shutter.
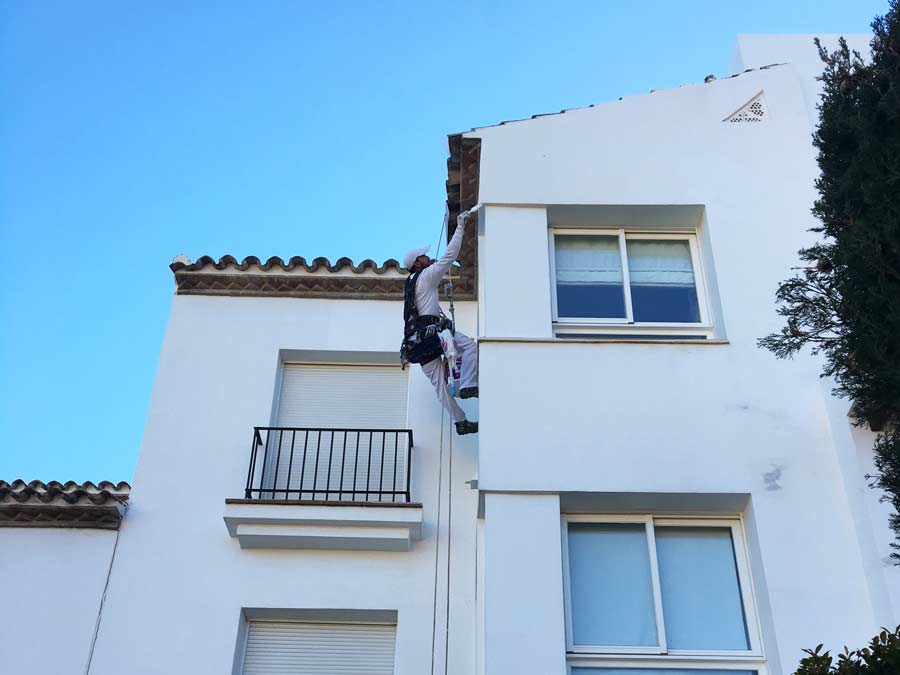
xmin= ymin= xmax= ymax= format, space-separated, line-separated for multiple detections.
xmin=242 ymin=621 xmax=397 ymax=675
xmin=263 ymin=364 xmax=409 ymax=500
xmin=276 ymin=364 xmax=408 ymax=429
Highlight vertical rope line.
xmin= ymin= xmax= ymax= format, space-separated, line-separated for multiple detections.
xmin=430 ymin=399 xmax=446 ymax=675
xmin=443 ymin=412 xmax=454 ymax=675
xmin=84 ymin=500 xmax=129 ymax=675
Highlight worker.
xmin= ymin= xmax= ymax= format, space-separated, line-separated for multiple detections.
xmin=401 ymin=206 xmax=479 ymax=435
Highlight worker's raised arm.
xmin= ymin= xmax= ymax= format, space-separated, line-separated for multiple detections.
xmin=418 ymin=208 xmax=474 ymax=288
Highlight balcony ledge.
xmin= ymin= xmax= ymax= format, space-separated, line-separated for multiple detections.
xmin=223 ymin=499 xmax=424 ymax=552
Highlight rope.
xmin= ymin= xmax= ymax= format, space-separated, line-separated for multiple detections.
xmin=443 ymin=410 xmax=454 ymax=675
xmin=430 ymin=205 xmax=459 ymax=675
xmin=84 ymin=500 xmax=129 ymax=675
xmin=435 ymin=206 xmax=448 ymax=259
xmin=429 ymin=397 xmax=446 ymax=675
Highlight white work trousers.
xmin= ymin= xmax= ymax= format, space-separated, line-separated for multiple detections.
xmin=420 ymin=332 xmax=478 ymax=423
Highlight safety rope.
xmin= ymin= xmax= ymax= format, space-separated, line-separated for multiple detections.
xmin=443 ymin=406 xmax=454 ymax=675
xmin=84 ymin=499 xmax=129 ymax=675
xmin=430 ymin=204 xmax=458 ymax=675
xmin=429 ymin=396 xmax=445 ymax=675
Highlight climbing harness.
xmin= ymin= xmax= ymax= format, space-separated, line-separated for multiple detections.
xmin=400 ymin=271 xmax=451 ymax=366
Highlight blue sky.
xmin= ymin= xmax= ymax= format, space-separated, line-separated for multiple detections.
xmin=0 ymin=1 xmax=884 ymax=482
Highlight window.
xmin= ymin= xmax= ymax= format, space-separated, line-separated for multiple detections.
xmin=550 ymin=230 xmax=710 ymax=334
xmin=240 ymin=620 xmax=396 ymax=674
xmin=263 ymin=363 xmax=410 ymax=500
xmin=562 ymin=516 xmax=765 ymax=674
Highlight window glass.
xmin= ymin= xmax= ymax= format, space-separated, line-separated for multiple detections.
xmin=654 ymin=527 xmax=750 ymax=650
xmin=555 ymin=235 xmax=626 ymax=319
xmin=568 ymin=523 xmax=657 ymax=646
xmin=572 ymin=669 xmax=755 ymax=675
xmin=626 ymin=239 xmax=700 ymax=323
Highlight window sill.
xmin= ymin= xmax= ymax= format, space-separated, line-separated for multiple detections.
xmin=566 ymin=651 xmax=765 ymax=661
xmin=566 ymin=651 xmax=768 ymax=673
xmin=478 ymin=336 xmax=729 ymax=346
xmin=223 ymin=499 xmax=424 ymax=552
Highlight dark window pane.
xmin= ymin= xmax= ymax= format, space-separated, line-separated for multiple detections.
xmin=630 ymin=285 xmax=700 ymax=322
xmin=626 ymin=240 xmax=701 ymax=323
xmin=557 ymin=283 xmax=626 ymax=319
xmin=555 ymin=235 xmax=626 ymax=319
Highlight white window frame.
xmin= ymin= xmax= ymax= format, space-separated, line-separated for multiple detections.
xmin=561 ymin=515 xmax=766 ymax=674
xmin=549 ymin=229 xmax=712 ymax=336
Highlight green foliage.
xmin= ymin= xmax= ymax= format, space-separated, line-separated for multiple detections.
xmin=758 ymin=1 xmax=900 ymax=560
xmin=793 ymin=627 xmax=900 ymax=675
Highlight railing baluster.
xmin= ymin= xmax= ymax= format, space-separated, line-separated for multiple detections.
xmin=366 ymin=432 xmax=373 ymax=503
xmin=353 ymin=432 xmax=360 ymax=503
xmin=338 ymin=432 xmax=347 ymax=501
xmin=312 ymin=431 xmax=322 ymax=501
xmin=325 ymin=432 xmax=335 ymax=500
xmin=299 ymin=430 xmax=309 ymax=500
xmin=260 ymin=429 xmax=272 ymax=499
xmin=286 ymin=430 xmax=297 ymax=501
xmin=405 ymin=430 xmax=412 ymax=503
xmin=245 ymin=428 xmax=258 ymax=499
xmin=379 ymin=432 xmax=386 ymax=503
xmin=272 ymin=430 xmax=284 ymax=499
xmin=392 ymin=431 xmax=399 ymax=503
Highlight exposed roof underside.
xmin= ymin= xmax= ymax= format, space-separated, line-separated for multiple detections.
xmin=0 ymin=480 xmax=131 ymax=530
xmin=443 ymin=134 xmax=481 ymax=299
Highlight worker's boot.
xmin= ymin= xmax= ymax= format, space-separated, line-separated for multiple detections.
xmin=459 ymin=386 xmax=479 ymax=399
xmin=455 ymin=420 xmax=479 ymax=435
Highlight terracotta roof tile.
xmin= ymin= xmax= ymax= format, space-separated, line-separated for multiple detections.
xmin=170 ymin=255 xmax=404 ymax=275
xmin=0 ymin=480 xmax=131 ymax=530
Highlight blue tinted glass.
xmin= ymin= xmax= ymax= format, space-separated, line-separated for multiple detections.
xmin=568 ymin=523 xmax=657 ymax=646
xmin=572 ymin=670 xmax=755 ymax=675
xmin=627 ymin=239 xmax=701 ymax=323
xmin=630 ymin=285 xmax=700 ymax=322
xmin=557 ymin=283 xmax=626 ymax=318
xmin=655 ymin=527 xmax=750 ymax=650
xmin=555 ymin=235 xmax=626 ymax=319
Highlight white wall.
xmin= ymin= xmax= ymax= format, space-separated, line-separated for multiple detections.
xmin=86 ymin=294 xmax=481 ymax=675
xmin=730 ymin=34 xmax=872 ymax=128
xmin=0 ymin=528 xmax=116 ymax=675
xmin=468 ymin=41 xmax=898 ymax=675
xmin=483 ymin=493 xmax=567 ymax=675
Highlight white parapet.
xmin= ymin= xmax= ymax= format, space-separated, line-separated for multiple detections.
xmin=222 ymin=499 xmax=424 ymax=552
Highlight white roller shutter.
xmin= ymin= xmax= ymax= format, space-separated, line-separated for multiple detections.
xmin=242 ymin=621 xmax=396 ymax=675
xmin=276 ymin=364 xmax=408 ymax=429
xmin=262 ymin=364 xmax=410 ymax=501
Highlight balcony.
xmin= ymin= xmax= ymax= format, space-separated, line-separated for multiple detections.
xmin=224 ymin=427 xmax=423 ymax=551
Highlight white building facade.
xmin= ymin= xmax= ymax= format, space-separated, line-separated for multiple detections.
xmin=2 ymin=34 xmax=897 ymax=675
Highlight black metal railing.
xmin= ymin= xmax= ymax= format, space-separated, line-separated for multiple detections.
xmin=244 ymin=427 xmax=415 ymax=503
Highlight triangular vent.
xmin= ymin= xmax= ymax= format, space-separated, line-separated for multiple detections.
xmin=723 ymin=92 xmax=767 ymax=123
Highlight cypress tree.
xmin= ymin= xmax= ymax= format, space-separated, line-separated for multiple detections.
xmin=758 ymin=2 xmax=900 ymax=559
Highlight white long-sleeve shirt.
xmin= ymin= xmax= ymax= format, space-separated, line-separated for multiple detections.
xmin=415 ymin=222 xmax=465 ymax=316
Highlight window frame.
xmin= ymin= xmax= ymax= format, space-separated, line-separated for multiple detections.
xmin=561 ymin=514 xmax=765 ymax=670
xmin=548 ymin=228 xmax=712 ymax=334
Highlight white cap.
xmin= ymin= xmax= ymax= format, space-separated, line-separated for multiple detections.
xmin=403 ymin=245 xmax=430 ymax=270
